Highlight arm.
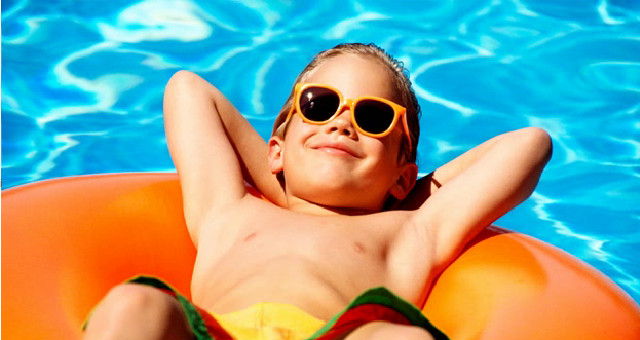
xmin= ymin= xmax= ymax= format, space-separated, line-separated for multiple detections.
xmin=203 ymin=79 xmax=286 ymax=207
xmin=399 ymin=133 xmax=510 ymax=210
xmin=163 ymin=71 xmax=284 ymax=242
xmin=400 ymin=128 xmax=552 ymax=270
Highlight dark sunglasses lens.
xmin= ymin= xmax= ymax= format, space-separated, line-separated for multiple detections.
xmin=354 ymin=100 xmax=395 ymax=135
xmin=299 ymin=87 xmax=340 ymax=122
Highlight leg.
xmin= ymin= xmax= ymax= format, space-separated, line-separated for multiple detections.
xmin=83 ymin=284 xmax=193 ymax=340
xmin=344 ymin=322 xmax=434 ymax=340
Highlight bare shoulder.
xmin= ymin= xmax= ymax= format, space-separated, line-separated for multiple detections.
xmin=375 ymin=209 xmax=439 ymax=301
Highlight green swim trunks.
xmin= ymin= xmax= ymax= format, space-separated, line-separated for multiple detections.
xmin=116 ymin=276 xmax=449 ymax=340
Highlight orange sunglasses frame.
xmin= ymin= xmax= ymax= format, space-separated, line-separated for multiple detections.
xmin=286 ymin=83 xmax=412 ymax=154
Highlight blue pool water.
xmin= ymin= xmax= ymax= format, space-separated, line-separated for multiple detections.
xmin=2 ymin=0 xmax=639 ymax=303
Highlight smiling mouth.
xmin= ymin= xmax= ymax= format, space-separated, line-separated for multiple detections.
xmin=317 ymin=146 xmax=355 ymax=156
xmin=312 ymin=143 xmax=360 ymax=158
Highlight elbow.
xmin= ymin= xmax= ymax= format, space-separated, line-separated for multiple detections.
xmin=165 ymin=70 xmax=220 ymax=94
xmin=164 ymin=70 xmax=195 ymax=106
xmin=503 ymin=127 xmax=552 ymax=207
xmin=517 ymin=127 xmax=553 ymax=165
xmin=165 ymin=70 xmax=202 ymax=93
xmin=163 ymin=70 xmax=221 ymax=116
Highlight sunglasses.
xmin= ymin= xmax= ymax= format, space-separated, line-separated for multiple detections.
xmin=285 ymin=83 xmax=412 ymax=153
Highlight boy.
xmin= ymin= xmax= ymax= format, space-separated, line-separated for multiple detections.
xmin=84 ymin=43 xmax=552 ymax=339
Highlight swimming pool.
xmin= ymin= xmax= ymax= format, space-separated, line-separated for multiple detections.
xmin=2 ymin=0 xmax=639 ymax=304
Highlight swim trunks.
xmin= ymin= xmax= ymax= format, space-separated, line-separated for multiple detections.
xmin=122 ymin=276 xmax=449 ymax=340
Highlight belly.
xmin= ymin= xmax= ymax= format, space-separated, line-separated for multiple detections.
xmin=192 ymin=257 xmax=345 ymax=319
xmin=189 ymin=233 xmax=389 ymax=319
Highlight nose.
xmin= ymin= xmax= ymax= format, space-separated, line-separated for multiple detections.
xmin=325 ymin=106 xmax=356 ymax=137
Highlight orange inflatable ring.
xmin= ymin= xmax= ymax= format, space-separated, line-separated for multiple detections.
xmin=2 ymin=173 xmax=639 ymax=339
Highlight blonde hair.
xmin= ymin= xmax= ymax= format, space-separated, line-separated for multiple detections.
xmin=272 ymin=43 xmax=420 ymax=163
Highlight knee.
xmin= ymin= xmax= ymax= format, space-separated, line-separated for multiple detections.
xmin=398 ymin=326 xmax=435 ymax=340
xmin=348 ymin=323 xmax=434 ymax=340
xmin=84 ymin=284 xmax=184 ymax=338
xmin=515 ymin=126 xmax=553 ymax=161
xmin=377 ymin=325 xmax=433 ymax=340
xmin=100 ymin=284 xmax=172 ymax=318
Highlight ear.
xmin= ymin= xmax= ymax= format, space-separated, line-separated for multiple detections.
xmin=268 ymin=136 xmax=285 ymax=175
xmin=388 ymin=163 xmax=418 ymax=200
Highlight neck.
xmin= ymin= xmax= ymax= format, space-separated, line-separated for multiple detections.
xmin=285 ymin=195 xmax=381 ymax=216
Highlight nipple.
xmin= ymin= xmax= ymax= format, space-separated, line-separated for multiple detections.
xmin=353 ymin=241 xmax=366 ymax=254
xmin=243 ymin=232 xmax=257 ymax=242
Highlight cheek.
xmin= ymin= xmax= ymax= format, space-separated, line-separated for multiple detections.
xmin=285 ymin=117 xmax=315 ymax=142
xmin=376 ymin=131 xmax=404 ymax=162
xmin=358 ymin=139 xmax=400 ymax=183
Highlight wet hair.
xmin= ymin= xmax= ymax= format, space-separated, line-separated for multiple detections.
xmin=272 ymin=43 xmax=420 ymax=163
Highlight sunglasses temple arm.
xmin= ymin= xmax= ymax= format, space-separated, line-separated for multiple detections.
xmin=402 ymin=112 xmax=412 ymax=156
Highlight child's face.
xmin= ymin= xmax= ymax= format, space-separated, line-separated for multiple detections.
xmin=269 ymin=54 xmax=417 ymax=212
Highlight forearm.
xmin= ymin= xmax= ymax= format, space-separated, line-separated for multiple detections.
xmin=401 ymin=128 xmax=548 ymax=210
xmin=430 ymin=132 xmax=507 ymax=189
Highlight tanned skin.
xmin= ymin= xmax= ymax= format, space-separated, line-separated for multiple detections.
xmin=84 ymin=54 xmax=551 ymax=340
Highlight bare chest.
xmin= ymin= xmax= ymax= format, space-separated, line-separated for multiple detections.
xmin=190 ymin=201 xmax=415 ymax=314
xmin=236 ymin=216 xmax=390 ymax=270
xmin=204 ymin=208 xmax=398 ymax=282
